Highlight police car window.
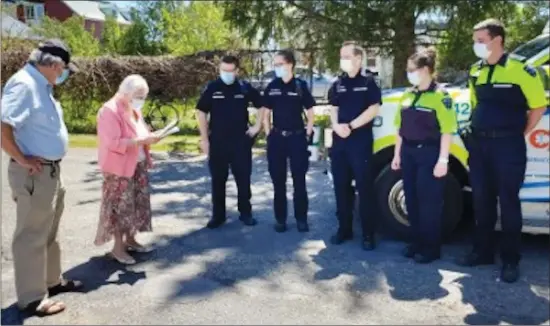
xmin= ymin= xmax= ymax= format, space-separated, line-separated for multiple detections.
xmin=511 ymin=36 xmax=549 ymax=61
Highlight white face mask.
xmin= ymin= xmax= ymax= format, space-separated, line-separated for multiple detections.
xmin=131 ymin=99 xmax=145 ymax=111
xmin=473 ymin=42 xmax=491 ymax=59
xmin=340 ymin=59 xmax=353 ymax=73
xmin=407 ymin=71 xmax=421 ymax=86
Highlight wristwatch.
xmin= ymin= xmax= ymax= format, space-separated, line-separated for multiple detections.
xmin=348 ymin=123 xmax=354 ymax=130
xmin=438 ymin=157 xmax=449 ymax=164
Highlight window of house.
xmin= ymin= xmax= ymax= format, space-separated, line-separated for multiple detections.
xmin=24 ymin=4 xmax=45 ymax=21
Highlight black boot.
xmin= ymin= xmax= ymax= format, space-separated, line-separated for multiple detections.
xmin=361 ymin=234 xmax=376 ymax=251
xmin=274 ymin=222 xmax=287 ymax=233
xmin=239 ymin=215 xmax=257 ymax=226
xmin=296 ymin=220 xmax=309 ymax=233
xmin=402 ymin=244 xmax=419 ymax=258
xmin=206 ymin=217 xmax=226 ymax=229
xmin=455 ymin=251 xmax=494 ymax=267
xmin=500 ymin=263 xmax=520 ymax=283
xmin=330 ymin=231 xmax=353 ymax=245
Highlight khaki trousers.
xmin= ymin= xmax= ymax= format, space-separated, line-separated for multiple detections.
xmin=7 ymin=160 xmax=65 ymax=309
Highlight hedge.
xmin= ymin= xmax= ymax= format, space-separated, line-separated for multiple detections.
xmin=1 ymin=44 xmax=262 ymax=133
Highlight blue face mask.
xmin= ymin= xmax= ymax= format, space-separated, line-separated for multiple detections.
xmin=274 ymin=66 xmax=289 ymax=79
xmin=55 ymin=69 xmax=70 ymax=85
xmin=220 ymin=71 xmax=235 ymax=85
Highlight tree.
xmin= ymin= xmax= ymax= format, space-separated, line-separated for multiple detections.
xmin=32 ymin=16 xmax=101 ymax=56
xmin=221 ymin=0 xmax=548 ymax=87
xmin=101 ymin=16 xmax=123 ymax=55
xmin=162 ymin=1 xmax=239 ymax=56
xmin=221 ymin=0 xmax=446 ymax=86
xmin=437 ymin=1 xmax=547 ymax=77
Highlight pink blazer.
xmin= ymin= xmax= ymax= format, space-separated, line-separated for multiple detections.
xmin=97 ymin=98 xmax=152 ymax=177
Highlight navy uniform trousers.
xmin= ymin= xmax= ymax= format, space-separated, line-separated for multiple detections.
xmin=267 ymin=131 xmax=309 ymax=223
xmin=208 ymin=134 xmax=253 ymax=220
xmin=330 ymin=133 xmax=376 ymax=236
xmin=468 ymin=134 xmax=526 ymax=264
xmin=401 ymin=141 xmax=445 ymax=253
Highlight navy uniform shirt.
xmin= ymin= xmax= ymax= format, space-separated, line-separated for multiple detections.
xmin=469 ymin=53 xmax=547 ymax=132
xmin=328 ymin=70 xmax=382 ymax=134
xmin=394 ymin=82 xmax=457 ymax=142
xmin=196 ymin=78 xmax=262 ymax=139
xmin=262 ymin=77 xmax=316 ymax=130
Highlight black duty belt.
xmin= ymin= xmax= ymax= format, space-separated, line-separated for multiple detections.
xmin=402 ymin=138 xmax=439 ymax=147
xmin=272 ymin=128 xmax=305 ymax=137
xmin=471 ymin=129 xmax=523 ymax=138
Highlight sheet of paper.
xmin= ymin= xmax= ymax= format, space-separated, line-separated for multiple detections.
xmin=154 ymin=126 xmax=180 ymax=138
xmin=153 ymin=119 xmax=179 ymax=138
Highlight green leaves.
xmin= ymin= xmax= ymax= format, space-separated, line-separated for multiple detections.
xmin=32 ymin=16 xmax=101 ymax=56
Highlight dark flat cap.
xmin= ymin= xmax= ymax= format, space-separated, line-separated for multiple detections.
xmin=38 ymin=39 xmax=79 ymax=73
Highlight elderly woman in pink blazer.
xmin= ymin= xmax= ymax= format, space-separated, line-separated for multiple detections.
xmin=95 ymin=74 xmax=160 ymax=264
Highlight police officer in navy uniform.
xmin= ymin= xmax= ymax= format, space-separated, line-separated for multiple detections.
xmin=196 ymin=55 xmax=265 ymax=229
xmin=391 ymin=48 xmax=457 ymax=263
xmin=456 ymin=19 xmax=547 ymax=283
xmin=263 ymin=49 xmax=317 ymax=233
xmin=329 ymin=41 xmax=382 ymax=250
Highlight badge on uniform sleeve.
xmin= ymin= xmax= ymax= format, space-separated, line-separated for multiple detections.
xmin=523 ymin=65 xmax=536 ymax=77
xmin=442 ymin=97 xmax=452 ymax=110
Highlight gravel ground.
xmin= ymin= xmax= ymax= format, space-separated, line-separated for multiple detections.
xmin=1 ymin=149 xmax=549 ymax=325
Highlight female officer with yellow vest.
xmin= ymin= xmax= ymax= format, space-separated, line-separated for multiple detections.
xmin=391 ymin=48 xmax=457 ymax=264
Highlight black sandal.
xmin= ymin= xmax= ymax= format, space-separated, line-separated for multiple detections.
xmin=23 ymin=299 xmax=66 ymax=317
xmin=48 ymin=279 xmax=84 ymax=296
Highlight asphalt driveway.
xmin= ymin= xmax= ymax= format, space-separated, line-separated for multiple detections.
xmin=1 ymin=149 xmax=548 ymax=325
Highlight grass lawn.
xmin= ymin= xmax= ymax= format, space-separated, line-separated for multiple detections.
xmin=69 ymin=134 xmax=266 ymax=154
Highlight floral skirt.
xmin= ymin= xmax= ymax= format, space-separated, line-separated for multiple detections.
xmin=94 ymin=162 xmax=152 ymax=246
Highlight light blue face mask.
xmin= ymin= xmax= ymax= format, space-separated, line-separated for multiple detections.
xmin=220 ymin=71 xmax=235 ymax=85
xmin=55 ymin=69 xmax=70 ymax=85
xmin=274 ymin=66 xmax=289 ymax=79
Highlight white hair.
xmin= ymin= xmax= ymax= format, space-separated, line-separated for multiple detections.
xmin=27 ymin=49 xmax=65 ymax=67
xmin=118 ymin=74 xmax=149 ymax=97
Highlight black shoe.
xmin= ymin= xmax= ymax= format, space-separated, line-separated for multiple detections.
xmin=274 ymin=222 xmax=287 ymax=233
xmin=330 ymin=232 xmax=353 ymax=245
xmin=455 ymin=252 xmax=494 ymax=267
xmin=402 ymin=244 xmax=418 ymax=258
xmin=414 ymin=252 xmax=440 ymax=264
xmin=296 ymin=221 xmax=309 ymax=233
xmin=239 ymin=215 xmax=257 ymax=226
xmin=206 ymin=218 xmax=226 ymax=229
xmin=361 ymin=235 xmax=376 ymax=251
xmin=500 ymin=263 xmax=519 ymax=283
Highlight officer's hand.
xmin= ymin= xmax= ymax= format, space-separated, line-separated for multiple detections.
xmin=199 ymin=138 xmax=209 ymax=155
xmin=246 ymin=125 xmax=260 ymax=137
xmin=433 ymin=162 xmax=448 ymax=178
xmin=335 ymin=124 xmax=351 ymax=138
xmin=391 ymin=156 xmax=400 ymax=170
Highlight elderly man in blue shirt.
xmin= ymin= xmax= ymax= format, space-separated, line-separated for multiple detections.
xmin=1 ymin=39 xmax=83 ymax=317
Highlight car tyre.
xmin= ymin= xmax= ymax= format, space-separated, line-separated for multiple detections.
xmin=374 ymin=165 xmax=463 ymax=241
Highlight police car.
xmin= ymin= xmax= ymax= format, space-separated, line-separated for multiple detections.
xmin=326 ymin=23 xmax=549 ymax=240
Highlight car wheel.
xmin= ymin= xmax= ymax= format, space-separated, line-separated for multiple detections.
xmin=374 ymin=165 xmax=463 ymax=241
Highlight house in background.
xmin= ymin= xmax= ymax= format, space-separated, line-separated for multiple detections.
xmin=1 ymin=6 xmax=42 ymax=40
xmin=6 ymin=0 xmax=131 ymax=40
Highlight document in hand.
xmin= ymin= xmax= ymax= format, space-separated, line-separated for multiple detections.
xmin=153 ymin=119 xmax=180 ymax=138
